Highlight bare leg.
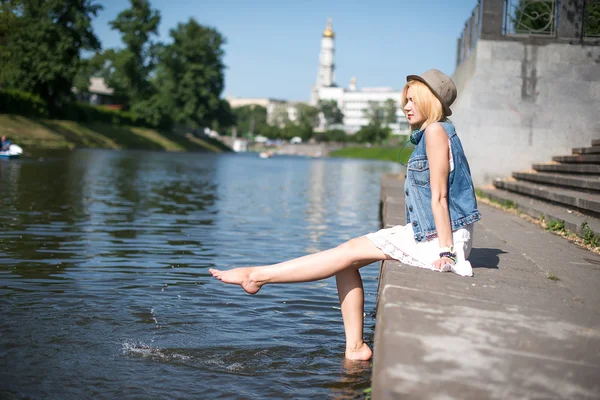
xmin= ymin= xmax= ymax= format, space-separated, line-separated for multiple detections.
xmin=336 ymin=263 xmax=375 ymax=360
xmin=209 ymin=236 xmax=390 ymax=293
xmin=209 ymin=236 xmax=391 ymax=360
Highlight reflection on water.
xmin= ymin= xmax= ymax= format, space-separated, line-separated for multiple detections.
xmin=0 ymin=149 xmax=402 ymax=399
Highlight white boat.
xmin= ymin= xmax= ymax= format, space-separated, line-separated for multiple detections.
xmin=0 ymin=144 xmax=23 ymax=159
xmin=259 ymin=151 xmax=274 ymax=159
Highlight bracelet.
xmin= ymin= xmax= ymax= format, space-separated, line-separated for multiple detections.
xmin=439 ymin=251 xmax=457 ymax=263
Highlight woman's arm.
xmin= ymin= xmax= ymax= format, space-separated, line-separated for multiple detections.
xmin=425 ymin=123 xmax=454 ymax=264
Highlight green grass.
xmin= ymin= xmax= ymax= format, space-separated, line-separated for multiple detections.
xmin=0 ymin=114 xmax=228 ymax=153
xmin=546 ymin=219 xmax=566 ymax=232
xmin=329 ymin=145 xmax=413 ymax=164
xmin=547 ymin=272 xmax=560 ymax=281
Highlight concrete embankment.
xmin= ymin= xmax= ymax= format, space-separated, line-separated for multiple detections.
xmin=372 ymin=174 xmax=600 ymax=399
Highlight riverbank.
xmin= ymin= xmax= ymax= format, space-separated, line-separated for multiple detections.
xmin=0 ymin=114 xmax=230 ymax=152
xmin=373 ymin=173 xmax=600 ymax=399
xmin=329 ymin=145 xmax=412 ymax=164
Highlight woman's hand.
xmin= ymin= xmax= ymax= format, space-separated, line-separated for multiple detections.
xmin=433 ymin=256 xmax=455 ymax=271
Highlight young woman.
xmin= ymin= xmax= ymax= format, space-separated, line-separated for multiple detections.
xmin=209 ymin=69 xmax=480 ymax=361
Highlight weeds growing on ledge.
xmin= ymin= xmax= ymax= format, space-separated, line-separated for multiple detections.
xmin=475 ymin=190 xmax=600 ymax=255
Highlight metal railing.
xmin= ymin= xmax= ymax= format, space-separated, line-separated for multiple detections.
xmin=583 ymin=0 xmax=600 ymax=38
xmin=456 ymin=1 xmax=483 ymax=67
xmin=456 ymin=0 xmax=600 ymax=69
xmin=503 ymin=0 xmax=557 ymax=36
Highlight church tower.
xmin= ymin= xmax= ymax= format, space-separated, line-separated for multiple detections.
xmin=311 ymin=18 xmax=335 ymax=105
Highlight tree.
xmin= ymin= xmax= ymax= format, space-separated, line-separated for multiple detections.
xmin=231 ymin=105 xmax=268 ymax=136
xmin=270 ymin=103 xmax=290 ymax=128
xmin=104 ymin=0 xmax=161 ymax=104
xmin=0 ymin=0 xmax=102 ymax=108
xmin=383 ymin=98 xmax=397 ymax=125
xmin=156 ymin=18 xmax=228 ymax=129
xmin=355 ymin=124 xmax=391 ymax=144
xmin=318 ymin=99 xmax=344 ymax=128
xmin=315 ymin=128 xmax=346 ymax=143
xmin=295 ymin=103 xmax=319 ymax=128
xmin=363 ymin=101 xmax=385 ymax=127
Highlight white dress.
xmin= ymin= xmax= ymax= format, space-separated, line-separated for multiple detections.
xmin=366 ymin=141 xmax=475 ymax=277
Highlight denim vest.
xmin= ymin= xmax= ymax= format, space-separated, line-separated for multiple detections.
xmin=404 ymin=121 xmax=481 ymax=242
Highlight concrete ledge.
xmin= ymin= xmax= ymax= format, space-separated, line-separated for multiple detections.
xmin=533 ymin=162 xmax=600 ymax=175
xmin=494 ymin=178 xmax=600 ymax=215
xmin=512 ymin=171 xmax=600 ymax=192
xmin=573 ymin=146 xmax=600 ymax=155
xmin=552 ymin=155 xmax=600 ymax=164
xmin=478 ymin=186 xmax=600 ymax=236
xmin=371 ymin=174 xmax=600 ymax=400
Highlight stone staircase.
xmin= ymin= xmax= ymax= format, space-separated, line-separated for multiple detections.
xmin=479 ymin=139 xmax=600 ymax=236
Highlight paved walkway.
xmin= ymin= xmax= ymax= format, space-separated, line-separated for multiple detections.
xmin=372 ymin=174 xmax=600 ymax=400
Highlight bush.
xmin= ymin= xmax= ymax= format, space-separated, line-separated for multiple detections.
xmin=0 ymin=89 xmax=48 ymax=117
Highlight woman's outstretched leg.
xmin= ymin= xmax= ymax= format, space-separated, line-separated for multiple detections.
xmin=209 ymin=236 xmax=390 ymax=294
xmin=336 ymin=266 xmax=373 ymax=361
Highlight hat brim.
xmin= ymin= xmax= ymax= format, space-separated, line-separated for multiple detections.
xmin=406 ymin=75 xmax=452 ymax=116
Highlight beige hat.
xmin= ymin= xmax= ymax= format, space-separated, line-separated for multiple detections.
xmin=406 ymin=69 xmax=457 ymax=116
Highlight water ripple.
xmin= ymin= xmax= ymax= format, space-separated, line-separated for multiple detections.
xmin=0 ymin=149 xmax=402 ymax=399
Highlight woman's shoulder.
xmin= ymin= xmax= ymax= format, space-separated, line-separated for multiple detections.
xmin=425 ymin=121 xmax=454 ymax=138
xmin=424 ymin=122 xmax=446 ymax=139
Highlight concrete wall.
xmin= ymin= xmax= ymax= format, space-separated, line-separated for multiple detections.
xmin=451 ymin=39 xmax=600 ymax=185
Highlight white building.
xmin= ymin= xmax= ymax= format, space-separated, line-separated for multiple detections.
xmin=226 ymin=96 xmax=299 ymax=127
xmin=310 ymin=19 xmax=409 ymax=135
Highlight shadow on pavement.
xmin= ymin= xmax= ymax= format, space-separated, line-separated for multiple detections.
xmin=469 ymin=247 xmax=506 ymax=269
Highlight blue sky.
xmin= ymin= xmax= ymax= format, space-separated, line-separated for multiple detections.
xmin=93 ymin=0 xmax=479 ymax=101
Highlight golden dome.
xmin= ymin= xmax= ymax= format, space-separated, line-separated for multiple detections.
xmin=323 ymin=18 xmax=334 ymax=38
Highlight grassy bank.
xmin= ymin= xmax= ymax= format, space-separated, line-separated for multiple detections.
xmin=0 ymin=114 xmax=231 ymax=152
xmin=329 ymin=145 xmax=413 ymax=164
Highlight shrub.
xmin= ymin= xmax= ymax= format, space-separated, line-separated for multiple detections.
xmin=0 ymin=89 xmax=48 ymax=117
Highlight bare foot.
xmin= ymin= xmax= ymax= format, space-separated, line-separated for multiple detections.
xmin=345 ymin=342 xmax=372 ymax=361
xmin=209 ymin=267 xmax=263 ymax=295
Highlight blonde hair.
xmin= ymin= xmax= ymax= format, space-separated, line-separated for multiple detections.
xmin=401 ymin=80 xmax=445 ymax=130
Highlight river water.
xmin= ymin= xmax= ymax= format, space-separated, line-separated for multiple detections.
xmin=0 ymin=149 xmax=402 ymax=399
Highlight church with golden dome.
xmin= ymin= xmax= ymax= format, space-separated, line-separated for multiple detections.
xmin=310 ymin=19 xmax=408 ymax=134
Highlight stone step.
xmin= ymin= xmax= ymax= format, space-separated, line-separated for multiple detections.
xmin=573 ymin=146 xmax=600 ymax=155
xmin=512 ymin=171 xmax=600 ymax=191
xmin=552 ymin=154 xmax=600 ymax=164
xmin=493 ymin=178 xmax=600 ymax=215
xmin=478 ymin=186 xmax=600 ymax=236
xmin=592 ymin=139 xmax=600 ymax=146
xmin=533 ymin=162 xmax=600 ymax=174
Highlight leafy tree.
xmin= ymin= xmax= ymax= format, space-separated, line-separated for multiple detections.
xmin=284 ymin=123 xmax=313 ymax=142
xmin=383 ymin=98 xmax=397 ymax=125
xmin=104 ymin=0 xmax=161 ymax=104
xmin=315 ymin=128 xmax=346 ymax=143
xmin=355 ymin=124 xmax=391 ymax=144
xmin=364 ymin=101 xmax=385 ymax=127
xmin=156 ymin=18 xmax=230 ymax=129
xmin=0 ymin=0 xmax=102 ymax=108
xmin=270 ymin=103 xmax=290 ymax=128
xmin=317 ymin=99 xmax=344 ymax=128
xmin=295 ymin=103 xmax=320 ymax=128
xmin=231 ymin=105 xmax=268 ymax=137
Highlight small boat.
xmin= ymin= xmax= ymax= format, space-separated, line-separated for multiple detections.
xmin=259 ymin=151 xmax=274 ymax=159
xmin=0 ymin=144 xmax=23 ymax=159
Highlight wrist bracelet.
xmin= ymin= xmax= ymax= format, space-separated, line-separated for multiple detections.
xmin=439 ymin=251 xmax=457 ymax=263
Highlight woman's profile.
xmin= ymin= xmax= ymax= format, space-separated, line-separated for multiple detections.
xmin=210 ymin=69 xmax=480 ymax=361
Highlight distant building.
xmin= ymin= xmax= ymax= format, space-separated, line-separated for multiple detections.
xmin=76 ymin=77 xmax=122 ymax=109
xmin=310 ymin=19 xmax=409 ymax=134
xmin=226 ymin=96 xmax=300 ymax=127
